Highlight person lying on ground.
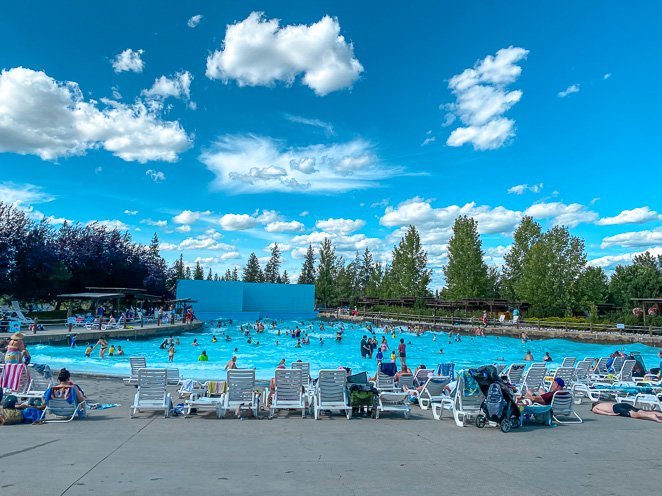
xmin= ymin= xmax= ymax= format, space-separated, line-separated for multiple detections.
xmin=591 ymin=402 xmax=662 ymax=423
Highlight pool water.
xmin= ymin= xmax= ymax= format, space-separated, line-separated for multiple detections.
xmin=30 ymin=319 xmax=660 ymax=380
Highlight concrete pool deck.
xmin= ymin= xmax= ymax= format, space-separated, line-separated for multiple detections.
xmin=1 ymin=376 xmax=660 ymax=496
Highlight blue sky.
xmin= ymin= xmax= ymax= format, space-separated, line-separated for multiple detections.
xmin=1 ymin=1 xmax=661 ymax=289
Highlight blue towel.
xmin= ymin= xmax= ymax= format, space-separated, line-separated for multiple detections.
xmin=380 ymin=362 xmax=397 ymax=377
xmin=437 ymin=363 xmax=455 ymax=380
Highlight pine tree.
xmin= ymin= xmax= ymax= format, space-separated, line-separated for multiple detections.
xmin=243 ymin=253 xmax=263 ymax=282
xmin=231 ymin=266 xmax=239 ymax=281
xmin=298 ymin=244 xmax=316 ymax=284
xmin=264 ymin=243 xmax=281 ymax=283
xmin=358 ymin=248 xmax=374 ymax=294
xmin=184 ymin=266 xmax=192 ymax=279
xmin=206 ymin=268 xmax=213 ymax=280
xmin=223 ymin=268 xmax=233 ymax=281
xmin=174 ymin=253 xmax=185 ymax=279
xmin=365 ymin=262 xmax=384 ymax=297
xmin=443 ymin=216 xmax=489 ymax=299
xmin=193 ymin=261 xmax=204 ymax=280
xmin=213 ymin=273 xmax=220 ymax=281
xmin=281 ymin=270 xmax=290 ymax=284
xmin=385 ymin=225 xmax=431 ymax=300
xmin=315 ymin=239 xmax=337 ymax=307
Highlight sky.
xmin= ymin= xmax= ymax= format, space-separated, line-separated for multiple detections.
xmin=1 ymin=1 xmax=661 ymax=290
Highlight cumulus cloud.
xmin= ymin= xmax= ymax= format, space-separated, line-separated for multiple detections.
xmin=588 ymin=247 xmax=662 ymax=269
xmin=112 ymin=49 xmax=145 ymax=73
xmin=315 ymin=218 xmax=365 ymax=234
xmin=175 ymin=225 xmax=191 ymax=233
xmin=380 ymin=197 xmax=522 ymax=237
xmin=595 ymin=207 xmax=660 ymax=226
xmin=206 ymin=12 xmax=363 ymax=96
xmin=187 ymin=14 xmax=203 ymax=28
xmin=200 ymin=135 xmax=396 ymax=193
xmin=265 ymin=221 xmax=305 ymax=233
xmin=0 ymin=68 xmax=191 ymax=162
xmin=290 ymin=231 xmax=381 ymax=258
xmin=87 ymin=219 xmax=129 ymax=231
xmin=172 ymin=210 xmax=211 ymax=225
xmin=558 ymin=84 xmax=580 ymax=98
xmin=160 ymin=233 xmax=234 ymax=251
xmin=445 ymin=46 xmax=528 ymax=150
xmin=218 ymin=213 xmax=258 ymax=231
xmin=600 ymin=227 xmax=662 ymax=249
xmin=146 ymin=170 xmax=166 ymax=182
xmin=142 ymin=71 xmax=194 ymax=108
xmin=0 ymin=182 xmax=54 ymax=206
xmin=524 ymin=202 xmax=598 ymax=227
xmin=140 ymin=218 xmax=167 ymax=227
xmin=507 ymin=182 xmax=543 ymax=195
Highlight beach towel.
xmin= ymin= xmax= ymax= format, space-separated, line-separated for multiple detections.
xmin=380 ymin=362 xmax=397 ymax=377
xmin=207 ymin=381 xmax=226 ymax=396
xmin=1 ymin=363 xmax=29 ymax=392
xmin=462 ymin=370 xmax=480 ymax=397
xmin=437 ymin=363 xmax=455 ymax=380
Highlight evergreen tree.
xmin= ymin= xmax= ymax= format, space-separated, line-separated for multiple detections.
xmin=174 ymin=254 xmax=185 ymax=279
xmin=193 ymin=261 xmax=204 ymax=280
xmin=502 ymin=216 xmax=542 ymax=300
xmin=298 ymin=244 xmax=316 ymax=284
xmin=231 ymin=266 xmax=239 ymax=281
xmin=223 ymin=268 xmax=233 ymax=281
xmin=357 ymin=247 xmax=374 ymax=294
xmin=281 ymin=270 xmax=290 ymax=284
xmin=243 ymin=253 xmax=263 ymax=282
xmin=184 ymin=266 xmax=192 ymax=279
xmin=385 ymin=225 xmax=431 ymax=300
xmin=213 ymin=273 xmax=220 ymax=281
xmin=264 ymin=243 xmax=281 ymax=283
xmin=365 ymin=263 xmax=384 ymax=297
xmin=315 ymin=238 xmax=337 ymax=307
xmin=206 ymin=268 xmax=213 ymax=280
xmin=443 ymin=217 xmax=489 ymax=299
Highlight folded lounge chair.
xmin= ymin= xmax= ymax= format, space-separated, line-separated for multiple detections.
xmin=314 ymin=369 xmax=351 ymax=420
xmin=130 ymin=369 xmax=171 ymax=418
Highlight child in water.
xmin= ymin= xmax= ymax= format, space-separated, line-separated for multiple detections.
xmin=390 ymin=351 xmax=397 ymax=362
xmin=85 ymin=345 xmax=93 ymax=357
xmin=108 ymin=345 xmax=115 ymax=356
xmin=168 ymin=344 xmax=176 ymax=362
xmin=212 ymin=335 xmax=217 ymax=343
xmin=117 ymin=345 xmax=124 ymax=356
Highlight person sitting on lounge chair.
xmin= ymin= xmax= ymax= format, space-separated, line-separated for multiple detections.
xmin=524 ymin=378 xmax=564 ymax=405
xmin=394 ymin=365 xmax=413 ymax=385
xmin=43 ymin=368 xmax=87 ymax=419
xmin=591 ymin=402 xmax=662 ymax=423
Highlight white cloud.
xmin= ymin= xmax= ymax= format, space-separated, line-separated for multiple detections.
xmin=172 ymin=209 xmax=211 ymax=225
xmin=315 ymin=218 xmax=365 ymax=234
xmin=112 ymin=49 xmax=145 ymax=73
xmin=265 ymin=220 xmax=305 ymax=233
xmin=0 ymin=182 xmax=54 ymax=206
xmin=445 ymin=46 xmax=528 ymax=150
xmin=603 ymin=73 xmax=612 ymax=80
xmin=175 ymin=225 xmax=191 ymax=233
xmin=146 ymin=170 xmax=166 ymax=182
xmin=595 ymin=207 xmax=660 ymax=226
xmin=123 ymin=209 xmax=138 ymax=215
xmin=161 ymin=234 xmax=234 ymax=251
xmin=200 ymin=135 xmax=396 ymax=193
xmin=284 ymin=114 xmax=334 ymax=135
xmin=187 ymin=14 xmax=203 ymax=28
xmin=524 ymin=202 xmax=598 ymax=227
xmin=142 ymin=71 xmax=194 ymax=108
xmin=299 ymin=211 xmax=309 ymax=217
xmin=588 ymin=247 xmax=662 ymax=269
xmin=206 ymin=12 xmax=363 ymax=96
xmin=421 ymin=136 xmax=436 ymax=146
xmin=290 ymin=231 xmax=381 ymax=258
xmin=140 ymin=218 xmax=167 ymax=227
xmin=219 ymin=213 xmax=258 ymax=230
xmin=600 ymin=228 xmax=662 ymax=249
xmin=558 ymin=84 xmax=580 ymax=98
xmin=380 ymin=197 xmax=522 ymax=236
xmin=507 ymin=182 xmax=543 ymax=195
xmin=87 ymin=219 xmax=129 ymax=231
xmin=0 ymin=68 xmax=191 ymax=163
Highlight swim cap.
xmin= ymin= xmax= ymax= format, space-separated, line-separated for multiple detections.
xmin=554 ymin=378 xmax=565 ymax=388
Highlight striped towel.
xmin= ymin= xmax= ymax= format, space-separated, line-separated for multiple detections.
xmin=207 ymin=381 xmax=226 ymax=396
xmin=1 ymin=363 xmax=29 ymax=391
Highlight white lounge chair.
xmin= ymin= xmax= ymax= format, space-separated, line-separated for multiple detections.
xmin=521 ymin=364 xmax=547 ymax=393
xmin=418 ymin=375 xmax=451 ymax=410
xmin=314 ymin=369 xmax=351 ymax=420
xmin=217 ymin=369 xmax=258 ymax=418
xmin=376 ymin=391 xmax=410 ymax=418
xmin=0 ymin=363 xmax=31 ymax=395
xmin=271 ymin=368 xmax=306 ymax=418
xmin=40 ymin=385 xmax=87 ymax=423
xmin=550 ymin=391 xmax=582 ymax=424
xmin=616 ymin=393 xmax=662 ymax=412
xmin=123 ymin=357 xmax=147 ymax=386
xmin=185 ymin=381 xmax=226 ymax=416
xmin=505 ymin=363 xmax=526 ymax=388
xmin=10 ymin=301 xmax=33 ymax=324
xmin=561 ymin=357 xmax=576 ymax=368
xmin=130 ymin=369 xmax=171 ymax=418
xmin=573 ymin=360 xmax=592 ymax=385
xmin=451 ymin=371 xmax=485 ymax=427
xmin=549 ymin=367 xmax=575 ymax=390
xmin=166 ymin=368 xmax=180 ymax=386
xmin=26 ymin=365 xmax=54 ymax=398
xmin=413 ymin=368 xmax=434 ymax=387
xmin=397 ymin=373 xmax=415 ymax=390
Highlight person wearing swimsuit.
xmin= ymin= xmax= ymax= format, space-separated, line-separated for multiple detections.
xmin=5 ymin=332 xmax=30 ymax=364
xmin=96 ymin=337 xmax=108 ymax=358
xmin=592 ymin=402 xmax=662 ymax=423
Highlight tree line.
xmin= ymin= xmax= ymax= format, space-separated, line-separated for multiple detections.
xmin=1 ymin=201 xmax=660 ymax=319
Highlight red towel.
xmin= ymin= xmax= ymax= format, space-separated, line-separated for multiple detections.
xmin=1 ymin=363 xmax=29 ymax=391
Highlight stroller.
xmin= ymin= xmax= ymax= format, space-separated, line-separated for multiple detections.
xmin=346 ymin=371 xmax=379 ymax=418
xmin=470 ymin=365 xmax=521 ymax=433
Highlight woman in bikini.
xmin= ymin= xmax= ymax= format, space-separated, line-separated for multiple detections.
xmin=96 ymin=336 xmax=108 ymax=358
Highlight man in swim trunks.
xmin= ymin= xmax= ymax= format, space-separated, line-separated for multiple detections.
xmin=591 ymin=402 xmax=662 ymax=423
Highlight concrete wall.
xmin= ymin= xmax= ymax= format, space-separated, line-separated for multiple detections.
xmin=176 ymin=280 xmax=316 ymax=321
